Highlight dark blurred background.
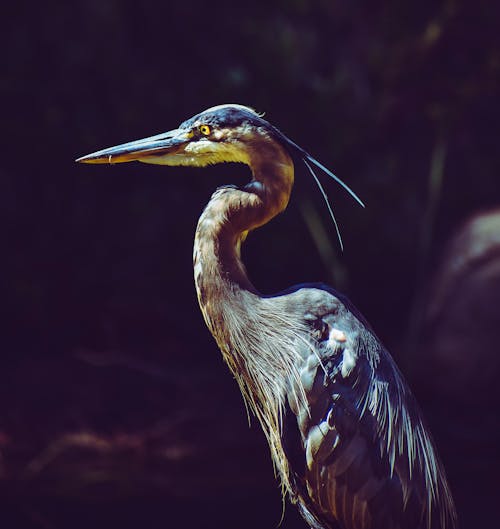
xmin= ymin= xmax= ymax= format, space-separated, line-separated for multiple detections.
xmin=1 ymin=1 xmax=499 ymax=528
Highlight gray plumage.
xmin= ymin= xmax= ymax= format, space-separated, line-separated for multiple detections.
xmin=77 ymin=104 xmax=458 ymax=529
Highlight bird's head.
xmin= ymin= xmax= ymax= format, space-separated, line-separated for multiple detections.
xmin=77 ymin=104 xmax=364 ymax=247
xmin=76 ymin=104 xmax=283 ymax=168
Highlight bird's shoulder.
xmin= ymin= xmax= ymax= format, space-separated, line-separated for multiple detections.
xmin=271 ymin=282 xmax=374 ymax=336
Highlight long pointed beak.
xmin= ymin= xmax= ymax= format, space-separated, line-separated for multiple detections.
xmin=75 ymin=128 xmax=191 ymax=164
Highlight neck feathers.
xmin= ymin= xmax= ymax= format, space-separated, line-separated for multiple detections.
xmin=192 ymin=144 xmax=302 ymax=492
xmin=193 ymin=140 xmax=294 ymax=310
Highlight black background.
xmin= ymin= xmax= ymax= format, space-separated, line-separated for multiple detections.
xmin=1 ymin=1 xmax=499 ymax=528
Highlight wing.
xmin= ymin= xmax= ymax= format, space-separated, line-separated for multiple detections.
xmin=280 ymin=286 xmax=457 ymax=529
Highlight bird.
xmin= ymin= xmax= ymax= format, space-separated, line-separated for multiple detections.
xmin=77 ymin=104 xmax=457 ymax=529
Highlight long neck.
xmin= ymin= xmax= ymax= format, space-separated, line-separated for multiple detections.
xmin=193 ymin=143 xmax=306 ymax=494
xmin=193 ymin=143 xmax=294 ymax=338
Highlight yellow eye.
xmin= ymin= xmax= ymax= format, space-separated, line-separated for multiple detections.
xmin=199 ymin=124 xmax=211 ymax=136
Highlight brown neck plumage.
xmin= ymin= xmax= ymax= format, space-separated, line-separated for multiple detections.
xmin=192 ymin=142 xmax=307 ymax=495
xmin=193 ymin=141 xmax=294 ymax=316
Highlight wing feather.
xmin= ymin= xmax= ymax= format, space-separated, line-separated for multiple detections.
xmin=281 ymin=287 xmax=457 ymax=529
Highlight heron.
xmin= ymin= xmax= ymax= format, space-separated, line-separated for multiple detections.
xmin=77 ymin=104 xmax=457 ymax=529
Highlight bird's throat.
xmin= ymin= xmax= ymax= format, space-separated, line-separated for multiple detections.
xmin=193 ymin=151 xmax=294 ymax=343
